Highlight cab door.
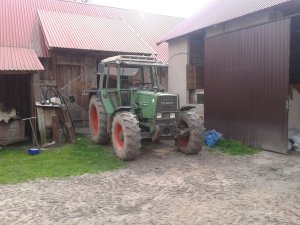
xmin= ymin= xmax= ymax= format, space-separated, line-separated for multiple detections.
xmin=102 ymin=63 xmax=120 ymax=110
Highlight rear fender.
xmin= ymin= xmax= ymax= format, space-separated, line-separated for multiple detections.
xmin=86 ymin=87 xmax=100 ymax=99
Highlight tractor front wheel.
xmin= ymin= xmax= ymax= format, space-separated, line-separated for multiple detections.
xmin=89 ymin=95 xmax=110 ymax=144
xmin=112 ymin=112 xmax=141 ymax=161
xmin=175 ymin=111 xmax=204 ymax=154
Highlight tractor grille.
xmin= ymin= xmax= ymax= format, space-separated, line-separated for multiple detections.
xmin=156 ymin=95 xmax=178 ymax=112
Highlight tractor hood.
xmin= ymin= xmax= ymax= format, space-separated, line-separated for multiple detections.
xmin=132 ymin=91 xmax=179 ymax=119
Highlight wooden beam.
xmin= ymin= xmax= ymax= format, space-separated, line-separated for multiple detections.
xmin=36 ymin=107 xmax=47 ymax=145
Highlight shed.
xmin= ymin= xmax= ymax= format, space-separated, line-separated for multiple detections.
xmin=159 ymin=0 xmax=300 ymax=153
xmin=0 ymin=0 xmax=182 ymax=134
xmin=0 ymin=47 xmax=44 ymax=144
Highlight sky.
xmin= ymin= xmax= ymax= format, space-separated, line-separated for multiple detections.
xmin=92 ymin=0 xmax=212 ymax=18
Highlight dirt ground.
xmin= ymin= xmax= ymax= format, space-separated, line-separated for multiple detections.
xmin=0 ymin=141 xmax=300 ymax=225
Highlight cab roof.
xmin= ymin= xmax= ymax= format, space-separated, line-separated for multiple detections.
xmin=101 ymin=55 xmax=166 ymax=66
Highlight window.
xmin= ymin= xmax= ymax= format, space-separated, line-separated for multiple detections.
xmin=120 ymin=67 xmax=139 ymax=76
xmin=107 ymin=64 xmax=117 ymax=88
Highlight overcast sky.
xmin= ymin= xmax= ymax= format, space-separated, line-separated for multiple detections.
xmin=92 ymin=0 xmax=212 ymax=18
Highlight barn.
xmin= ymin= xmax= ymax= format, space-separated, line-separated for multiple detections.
xmin=0 ymin=0 xmax=182 ymax=143
xmin=159 ymin=0 xmax=300 ymax=153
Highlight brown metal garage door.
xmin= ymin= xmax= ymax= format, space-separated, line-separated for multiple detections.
xmin=204 ymin=18 xmax=291 ymax=153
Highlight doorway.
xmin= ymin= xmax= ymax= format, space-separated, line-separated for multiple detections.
xmin=0 ymin=74 xmax=33 ymax=145
xmin=288 ymin=16 xmax=300 ymax=151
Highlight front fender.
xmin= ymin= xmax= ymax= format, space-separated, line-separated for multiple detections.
xmin=180 ymin=105 xmax=195 ymax=111
xmin=111 ymin=107 xmax=132 ymax=118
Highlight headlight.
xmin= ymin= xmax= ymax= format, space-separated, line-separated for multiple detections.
xmin=157 ymin=113 xmax=162 ymax=119
xmin=170 ymin=113 xmax=176 ymax=119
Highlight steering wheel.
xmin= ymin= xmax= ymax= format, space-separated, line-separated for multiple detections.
xmin=130 ymin=79 xmax=142 ymax=86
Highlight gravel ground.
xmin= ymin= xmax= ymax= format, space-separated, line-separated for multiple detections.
xmin=0 ymin=141 xmax=300 ymax=225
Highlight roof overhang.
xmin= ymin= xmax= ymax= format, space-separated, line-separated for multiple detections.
xmin=0 ymin=46 xmax=44 ymax=72
xmin=157 ymin=0 xmax=292 ymax=44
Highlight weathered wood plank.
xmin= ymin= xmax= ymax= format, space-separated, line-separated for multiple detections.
xmin=36 ymin=107 xmax=47 ymax=144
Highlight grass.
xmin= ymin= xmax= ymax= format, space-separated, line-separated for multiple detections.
xmin=0 ymin=135 xmax=125 ymax=184
xmin=209 ymin=139 xmax=261 ymax=156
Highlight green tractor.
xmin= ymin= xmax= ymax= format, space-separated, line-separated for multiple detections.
xmin=88 ymin=55 xmax=204 ymax=161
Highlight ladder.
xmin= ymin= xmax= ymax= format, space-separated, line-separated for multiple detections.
xmin=40 ymin=85 xmax=76 ymax=143
xmin=57 ymin=103 xmax=76 ymax=143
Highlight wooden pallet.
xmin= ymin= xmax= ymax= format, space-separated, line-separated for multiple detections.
xmin=0 ymin=120 xmax=27 ymax=146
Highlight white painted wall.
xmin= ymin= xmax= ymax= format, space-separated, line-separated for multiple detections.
xmin=168 ymin=36 xmax=188 ymax=105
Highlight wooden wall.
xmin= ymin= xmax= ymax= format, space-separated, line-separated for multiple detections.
xmin=188 ymin=33 xmax=205 ymax=91
xmin=187 ymin=32 xmax=205 ymax=104
xmin=189 ymin=33 xmax=205 ymax=66
xmin=37 ymin=52 xmax=169 ymax=127
xmin=38 ymin=53 xmax=99 ymax=126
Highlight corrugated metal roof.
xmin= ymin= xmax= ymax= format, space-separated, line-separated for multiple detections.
xmin=0 ymin=46 xmax=44 ymax=71
xmin=38 ymin=10 xmax=155 ymax=55
xmin=158 ymin=0 xmax=292 ymax=43
xmin=0 ymin=0 xmax=183 ymax=62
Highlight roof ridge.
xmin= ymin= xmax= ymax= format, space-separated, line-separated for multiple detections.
xmin=121 ymin=19 xmax=157 ymax=55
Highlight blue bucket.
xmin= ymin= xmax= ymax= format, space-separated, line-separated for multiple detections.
xmin=27 ymin=148 xmax=40 ymax=155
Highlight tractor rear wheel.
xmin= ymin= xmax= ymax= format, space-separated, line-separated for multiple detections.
xmin=89 ymin=95 xmax=110 ymax=144
xmin=175 ymin=110 xmax=204 ymax=154
xmin=112 ymin=112 xmax=141 ymax=161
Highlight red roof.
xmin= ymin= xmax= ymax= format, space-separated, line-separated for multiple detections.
xmin=158 ymin=0 xmax=292 ymax=44
xmin=0 ymin=47 xmax=44 ymax=71
xmin=0 ymin=0 xmax=183 ymax=62
xmin=38 ymin=10 xmax=155 ymax=55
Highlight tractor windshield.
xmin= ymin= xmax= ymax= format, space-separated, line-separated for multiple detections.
xmin=120 ymin=65 xmax=159 ymax=90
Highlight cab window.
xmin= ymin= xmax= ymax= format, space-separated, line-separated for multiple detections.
xmin=107 ymin=64 xmax=118 ymax=88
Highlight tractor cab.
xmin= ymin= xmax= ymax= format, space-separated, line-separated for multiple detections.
xmin=96 ymin=55 xmax=165 ymax=107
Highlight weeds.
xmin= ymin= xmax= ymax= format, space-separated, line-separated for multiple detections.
xmin=209 ymin=139 xmax=261 ymax=156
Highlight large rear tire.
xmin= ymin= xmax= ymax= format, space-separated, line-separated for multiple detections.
xmin=112 ymin=112 xmax=141 ymax=161
xmin=175 ymin=111 xmax=204 ymax=154
xmin=89 ymin=95 xmax=110 ymax=144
